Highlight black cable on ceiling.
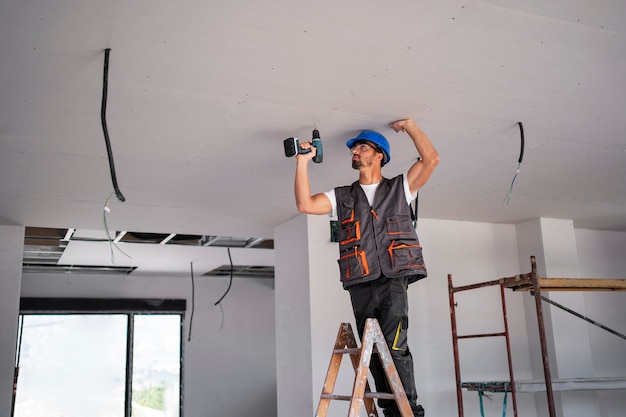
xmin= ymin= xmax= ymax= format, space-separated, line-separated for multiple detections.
xmin=214 ymin=247 xmax=234 ymax=306
xmin=517 ymin=121 xmax=525 ymax=164
xmin=504 ymin=122 xmax=525 ymax=204
xmin=101 ymin=48 xmax=126 ymax=202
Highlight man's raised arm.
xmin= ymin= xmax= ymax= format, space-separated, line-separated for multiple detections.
xmin=294 ymin=143 xmax=332 ymax=215
xmin=390 ymin=118 xmax=440 ymax=194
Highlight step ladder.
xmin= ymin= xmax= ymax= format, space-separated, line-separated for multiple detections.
xmin=316 ymin=318 xmax=414 ymax=417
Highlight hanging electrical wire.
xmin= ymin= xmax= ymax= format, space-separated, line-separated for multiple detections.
xmin=187 ymin=261 xmax=196 ymax=342
xmin=503 ymin=122 xmax=525 ymax=204
xmin=103 ymin=192 xmax=131 ymax=264
xmin=216 ymin=299 xmax=225 ymax=330
xmin=101 ymin=48 xmax=126 ymax=203
xmin=214 ymin=248 xmax=234 ymax=330
xmin=214 ymin=247 xmax=234 ymax=306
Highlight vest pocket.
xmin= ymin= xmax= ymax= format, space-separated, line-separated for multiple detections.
xmin=338 ymin=204 xmax=361 ymax=246
xmin=338 ymin=248 xmax=369 ymax=282
xmin=339 ymin=220 xmax=361 ymax=246
xmin=386 ymin=215 xmax=415 ymax=238
xmin=387 ymin=241 xmax=425 ymax=271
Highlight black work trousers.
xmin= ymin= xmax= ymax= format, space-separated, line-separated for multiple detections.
xmin=348 ymin=275 xmax=419 ymax=412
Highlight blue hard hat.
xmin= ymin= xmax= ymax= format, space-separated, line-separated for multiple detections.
xmin=346 ymin=130 xmax=391 ymax=166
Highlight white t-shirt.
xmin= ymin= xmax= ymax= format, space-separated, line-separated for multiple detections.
xmin=324 ymin=172 xmax=416 ymax=217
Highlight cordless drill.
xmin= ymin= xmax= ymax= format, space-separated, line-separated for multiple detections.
xmin=283 ymin=127 xmax=323 ymax=163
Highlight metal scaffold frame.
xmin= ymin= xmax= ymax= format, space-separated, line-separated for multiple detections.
xmin=448 ymin=256 xmax=626 ymax=417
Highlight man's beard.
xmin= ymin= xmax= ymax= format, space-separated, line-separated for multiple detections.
xmin=352 ymin=156 xmax=372 ymax=170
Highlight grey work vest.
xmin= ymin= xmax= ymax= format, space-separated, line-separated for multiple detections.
xmin=335 ymin=175 xmax=427 ymax=289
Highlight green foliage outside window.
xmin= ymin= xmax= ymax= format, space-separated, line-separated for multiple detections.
xmin=134 ymin=385 xmax=166 ymax=410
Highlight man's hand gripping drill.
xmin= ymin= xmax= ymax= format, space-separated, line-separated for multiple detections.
xmin=283 ymin=127 xmax=323 ymax=163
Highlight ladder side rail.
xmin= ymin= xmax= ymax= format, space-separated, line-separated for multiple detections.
xmin=448 ymin=274 xmax=464 ymax=417
xmin=344 ymin=325 xmax=378 ymax=417
xmin=529 ymin=256 xmax=556 ymax=417
xmin=499 ymin=283 xmax=519 ymax=417
xmin=364 ymin=319 xmax=414 ymax=417
xmin=346 ymin=347 xmax=378 ymax=416
xmin=348 ymin=326 xmax=374 ymax=417
xmin=316 ymin=323 xmax=355 ymax=417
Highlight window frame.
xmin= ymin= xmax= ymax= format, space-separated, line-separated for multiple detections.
xmin=16 ymin=298 xmax=186 ymax=417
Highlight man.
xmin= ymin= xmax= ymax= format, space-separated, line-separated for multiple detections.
xmin=294 ymin=118 xmax=439 ymax=417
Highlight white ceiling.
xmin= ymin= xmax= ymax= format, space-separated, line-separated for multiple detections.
xmin=2 ymin=0 xmax=625 ymax=274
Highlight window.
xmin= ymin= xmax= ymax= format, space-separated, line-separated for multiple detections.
xmin=13 ymin=299 xmax=184 ymax=417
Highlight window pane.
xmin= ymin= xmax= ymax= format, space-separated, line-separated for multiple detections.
xmin=14 ymin=315 xmax=127 ymax=417
xmin=131 ymin=315 xmax=181 ymax=417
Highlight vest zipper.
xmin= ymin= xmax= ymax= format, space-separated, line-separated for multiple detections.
xmin=370 ymin=208 xmax=381 ymax=275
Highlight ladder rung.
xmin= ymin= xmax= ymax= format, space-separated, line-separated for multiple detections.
xmin=457 ymin=331 xmax=505 ymax=339
xmin=333 ymin=346 xmax=381 ymax=355
xmin=320 ymin=392 xmax=396 ymax=401
xmin=333 ymin=347 xmax=360 ymax=354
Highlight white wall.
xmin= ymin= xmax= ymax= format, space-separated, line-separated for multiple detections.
xmin=308 ymin=215 xmax=357 ymax=417
xmin=274 ymin=214 xmax=315 ymax=417
xmin=0 ymin=224 xmax=24 ymax=415
xmin=416 ymin=219 xmax=536 ymax=417
xmin=575 ymin=229 xmax=626 ymax=379
xmin=575 ymin=228 xmax=626 ymax=417
xmin=18 ymin=269 xmax=277 ymax=417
